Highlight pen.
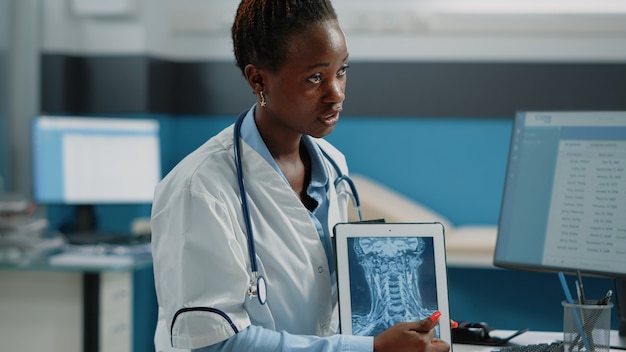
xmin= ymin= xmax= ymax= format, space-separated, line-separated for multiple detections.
xmin=576 ymin=270 xmax=585 ymax=304
xmin=576 ymin=271 xmax=586 ymax=304
xmin=597 ymin=290 xmax=612 ymax=306
xmin=575 ymin=280 xmax=582 ymax=305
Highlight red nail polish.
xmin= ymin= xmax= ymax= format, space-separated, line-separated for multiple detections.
xmin=452 ymin=321 xmax=459 ymax=329
xmin=429 ymin=311 xmax=442 ymax=321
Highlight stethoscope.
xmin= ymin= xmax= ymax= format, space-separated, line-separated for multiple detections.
xmin=233 ymin=111 xmax=362 ymax=305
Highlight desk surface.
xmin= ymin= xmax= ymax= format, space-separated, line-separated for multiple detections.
xmin=0 ymin=248 xmax=152 ymax=273
xmin=453 ymin=330 xmax=561 ymax=352
xmin=453 ymin=330 xmax=625 ymax=352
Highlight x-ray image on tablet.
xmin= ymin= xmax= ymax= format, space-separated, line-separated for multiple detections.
xmin=333 ymin=222 xmax=451 ymax=343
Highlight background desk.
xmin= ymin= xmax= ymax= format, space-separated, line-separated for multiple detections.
xmin=0 ymin=254 xmax=153 ymax=352
xmin=454 ymin=330 xmax=625 ymax=352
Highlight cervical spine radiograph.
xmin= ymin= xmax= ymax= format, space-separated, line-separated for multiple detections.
xmin=350 ymin=236 xmax=438 ymax=336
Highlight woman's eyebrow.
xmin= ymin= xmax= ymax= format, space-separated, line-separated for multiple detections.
xmin=306 ymin=54 xmax=350 ymax=70
xmin=307 ymin=62 xmax=330 ymax=70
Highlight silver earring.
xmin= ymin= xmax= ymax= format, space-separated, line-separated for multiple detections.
xmin=260 ymin=90 xmax=267 ymax=107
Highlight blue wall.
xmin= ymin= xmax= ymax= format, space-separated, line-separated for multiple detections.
xmin=327 ymin=116 xmax=512 ymax=226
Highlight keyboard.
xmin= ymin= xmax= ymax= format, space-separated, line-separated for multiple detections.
xmin=492 ymin=341 xmax=564 ymax=352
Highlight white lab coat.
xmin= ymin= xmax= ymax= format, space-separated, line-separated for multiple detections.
xmin=151 ymin=123 xmax=350 ymax=350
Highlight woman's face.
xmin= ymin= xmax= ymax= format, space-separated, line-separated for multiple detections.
xmin=260 ymin=19 xmax=349 ymax=139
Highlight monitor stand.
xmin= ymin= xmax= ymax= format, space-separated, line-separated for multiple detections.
xmin=612 ymin=279 xmax=626 ymax=350
xmin=75 ymin=204 xmax=97 ymax=232
xmin=63 ymin=204 xmax=130 ymax=244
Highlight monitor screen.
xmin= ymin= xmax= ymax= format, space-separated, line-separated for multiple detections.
xmin=32 ymin=116 xmax=161 ymax=205
xmin=494 ymin=111 xmax=626 ymax=278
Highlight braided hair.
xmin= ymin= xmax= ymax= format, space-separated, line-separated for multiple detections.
xmin=232 ymin=0 xmax=338 ymax=75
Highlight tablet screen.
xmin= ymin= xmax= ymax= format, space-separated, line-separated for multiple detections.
xmin=333 ymin=222 xmax=451 ymax=343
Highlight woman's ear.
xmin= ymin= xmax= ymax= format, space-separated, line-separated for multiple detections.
xmin=244 ymin=64 xmax=265 ymax=94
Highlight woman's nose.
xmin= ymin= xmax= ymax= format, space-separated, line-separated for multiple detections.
xmin=323 ymin=78 xmax=346 ymax=103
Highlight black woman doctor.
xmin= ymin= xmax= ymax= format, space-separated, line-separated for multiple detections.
xmin=150 ymin=1 xmax=451 ymax=352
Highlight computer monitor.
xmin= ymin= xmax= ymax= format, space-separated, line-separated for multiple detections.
xmin=32 ymin=116 xmax=161 ymax=233
xmin=494 ymin=111 xmax=626 ymax=347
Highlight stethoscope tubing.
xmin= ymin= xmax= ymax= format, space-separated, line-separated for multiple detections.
xmin=233 ymin=110 xmax=362 ymax=304
xmin=319 ymin=148 xmax=362 ymax=219
xmin=233 ymin=112 xmax=259 ymax=274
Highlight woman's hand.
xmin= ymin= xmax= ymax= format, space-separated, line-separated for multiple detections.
xmin=373 ymin=311 xmax=451 ymax=352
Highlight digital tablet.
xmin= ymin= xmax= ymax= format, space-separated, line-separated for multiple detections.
xmin=333 ymin=222 xmax=451 ymax=343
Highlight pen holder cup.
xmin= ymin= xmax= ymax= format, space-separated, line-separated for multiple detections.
xmin=562 ymin=300 xmax=613 ymax=352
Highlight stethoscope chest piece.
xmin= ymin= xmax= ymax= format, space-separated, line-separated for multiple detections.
xmin=248 ymin=275 xmax=267 ymax=305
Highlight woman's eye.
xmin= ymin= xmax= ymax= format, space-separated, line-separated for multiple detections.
xmin=307 ymin=73 xmax=322 ymax=84
xmin=338 ymin=64 xmax=349 ymax=76
xmin=307 ymin=65 xmax=349 ymax=84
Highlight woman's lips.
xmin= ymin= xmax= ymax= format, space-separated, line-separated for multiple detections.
xmin=320 ymin=108 xmax=342 ymax=126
